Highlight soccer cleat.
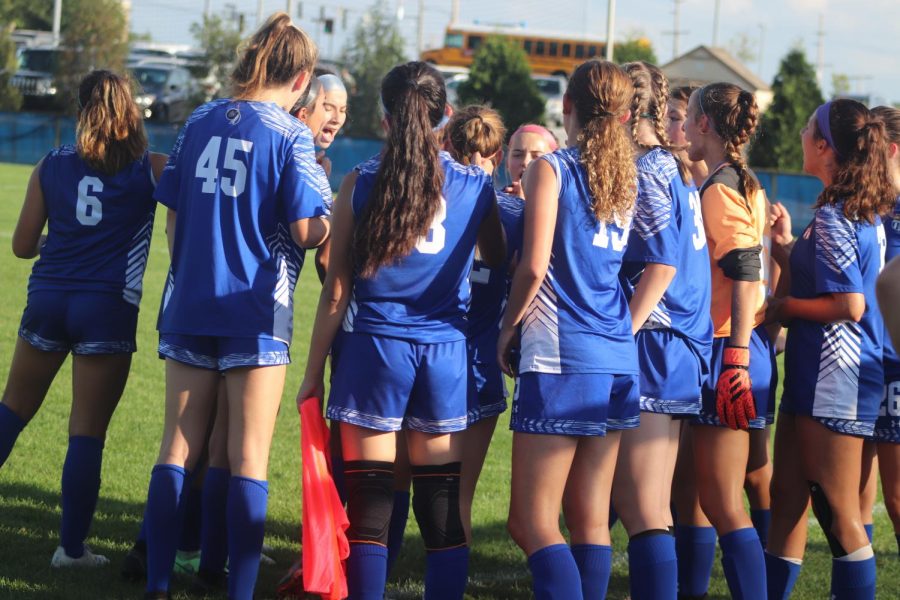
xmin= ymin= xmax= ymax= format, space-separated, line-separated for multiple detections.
xmin=121 ymin=541 xmax=147 ymax=582
xmin=50 ymin=545 xmax=110 ymax=568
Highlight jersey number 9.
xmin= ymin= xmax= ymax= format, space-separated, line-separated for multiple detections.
xmin=195 ymin=136 xmax=254 ymax=197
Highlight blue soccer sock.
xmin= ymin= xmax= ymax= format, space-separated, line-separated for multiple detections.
xmin=347 ymin=543 xmax=388 ymax=600
xmin=674 ymin=525 xmax=716 ymax=597
xmin=751 ymin=508 xmax=772 ymax=549
xmin=527 ymin=544 xmax=584 ymax=600
xmin=178 ymin=482 xmax=202 ymax=553
xmin=0 ymin=403 xmax=25 ymax=468
xmin=145 ymin=464 xmax=187 ymax=594
xmin=198 ymin=466 xmax=230 ymax=575
xmin=765 ymin=552 xmax=802 ymax=600
xmin=386 ymin=490 xmax=410 ymax=577
xmin=424 ymin=546 xmax=469 ymax=600
xmin=864 ymin=523 xmax=873 ymax=543
xmin=831 ymin=546 xmax=875 ymax=600
xmin=59 ymin=436 xmax=104 ymax=558
xmin=627 ymin=531 xmax=676 ymax=600
xmin=227 ymin=476 xmax=269 ymax=600
xmin=572 ymin=543 xmax=612 ymax=600
xmin=719 ymin=527 xmax=766 ymax=600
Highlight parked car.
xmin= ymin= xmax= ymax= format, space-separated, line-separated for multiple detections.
xmin=11 ymin=46 xmax=62 ymax=108
xmin=131 ymin=63 xmax=196 ymax=123
xmin=532 ymin=74 xmax=567 ymax=126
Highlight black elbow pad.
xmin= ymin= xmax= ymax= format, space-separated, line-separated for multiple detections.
xmin=718 ymin=246 xmax=762 ymax=281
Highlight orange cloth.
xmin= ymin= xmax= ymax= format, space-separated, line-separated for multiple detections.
xmin=300 ymin=395 xmax=349 ymax=600
xmin=701 ymin=167 xmax=771 ymax=338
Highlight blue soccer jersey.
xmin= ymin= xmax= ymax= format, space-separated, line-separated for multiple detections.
xmin=341 ymin=151 xmax=496 ymax=342
xmin=29 ymin=145 xmax=156 ymax=306
xmin=782 ymin=202 xmax=886 ymax=430
xmin=621 ymin=147 xmax=713 ymax=359
xmin=882 ymin=196 xmax=900 ymax=382
xmin=467 ymin=190 xmax=524 ymax=343
xmin=519 ymin=147 xmax=638 ymax=375
xmin=156 ymin=100 xmax=326 ymax=343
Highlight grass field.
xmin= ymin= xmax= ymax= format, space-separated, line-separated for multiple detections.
xmin=0 ymin=159 xmax=897 ymax=599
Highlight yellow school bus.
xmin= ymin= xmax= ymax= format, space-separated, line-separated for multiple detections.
xmin=421 ymin=24 xmax=607 ymax=76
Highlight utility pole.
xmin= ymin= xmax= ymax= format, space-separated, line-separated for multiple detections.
xmin=712 ymin=0 xmax=720 ymax=46
xmin=286 ymin=0 xmax=294 ymax=19
xmin=816 ymin=13 xmax=825 ymax=88
xmin=663 ymin=0 xmax=688 ymax=60
xmin=450 ymin=0 xmax=459 ymax=26
xmin=257 ymin=0 xmax=264 ymax=26
xmin=52 ymin=0 xmax=62 ymax=46
xmin=604 ymin=0 xmax=616 ymax=62
xmin=758 ymin=23 xmax=766 ymax=79
xmin=204 ymin=0 xmax=212 ymax=18
xmin=417 ymin=0 xmax=425 ymax=57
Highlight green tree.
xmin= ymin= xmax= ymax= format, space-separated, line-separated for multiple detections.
xmin=832 ymin=72 xmax=851 ymax=97
xmin=0 ymin=24 xmax=22 ymax=111
xmin=749 ymin=47 xmax=823 ymax=171
xmin=340 ymin=0 xmax=406 ymax=138
xmin=614 ymin=37 xmax=658 ymax=65
xmin=457 ymin=36 xmax=545 ymax=134
xmin=190 ymin=14 xmax=243 ymax=99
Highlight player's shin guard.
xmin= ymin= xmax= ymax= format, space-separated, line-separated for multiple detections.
xmin=60 ymin=436 xmax=104 ymax=558
xmin=831 ymin=546 xmax=875 ymax=600
xmin=765 ymin=552 xmax=802 ymax=600
xmin=198 ymin=467 xmax=229 ymax=576
xmin=627 ymin=530 xmax=676 ymax=600
xmin=411 ymin=463 xmax=469 ymax=600
xmin=386 ymin=490 xmax=410 ymax=577
xmin=528 ymin=544 xmax=584 ymax=600
xmin=145 ymin=464 xmax=187 ymax=594
xmin=674 ymin=525 xmax=716 ymax=597
xmin=344 ymin=460 xmax=394 ymax=600
xmin=572 ymin=544 xmax=612 ymax=600
xmin=719 ymin=527 xmax=766 ymax=600
xmin=226 ymin=476 xmax=268 ymax=600
xmin=0 ymin=403 xmax=25 ymax=468
xmin=750 ymin=508 xmax=771 ymax=549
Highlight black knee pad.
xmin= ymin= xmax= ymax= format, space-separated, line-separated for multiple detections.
xmin=344 ymin=460 xmax=394 ymax=546
xmin=808 ymin=480 xmax=847 ymax=557
xmin=411 ymin=462 xmax=466 ymax=551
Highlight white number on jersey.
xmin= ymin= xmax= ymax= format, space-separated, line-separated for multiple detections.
xmin=878 ymin=223 xmax=887 ymax=272
xmin=592 ymin=219 xmax=629 ymax=252
xmin=76 ymin=176 xmax=104 ymax=226
xmin=194 ymin=136 xmax=254 ymax=197
xmin=416 ymin=198 xmax=447 ymax=254
xmin=881 ymin=381 xmax=900 ymax=417
xmin=687 ymin=190 xmax=706 ymax=250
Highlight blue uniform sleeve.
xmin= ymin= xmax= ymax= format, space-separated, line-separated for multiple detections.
xmin=283 ymin=127 xmax=327 ymax=222
xmin=813 ymin=204 xmax=863 ymax=295
xmin=153 ymin=121 xmax=191 ymax=211
xmin=624 ymin=167 xmax=677 ymax=266
xmin=497 ymin=193 xmax=525 ymax=259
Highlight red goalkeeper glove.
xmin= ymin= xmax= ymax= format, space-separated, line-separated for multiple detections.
xmin=715 ymin=345 xmax=756 ymax=430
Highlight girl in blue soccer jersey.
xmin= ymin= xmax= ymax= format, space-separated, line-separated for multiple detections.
xmin=0 ymin=70 xmax=167 ymax=567
xmin=498 ymin=59 xmax=638 ymax=600
xmin=142 ymin=13 xmax=329 ymax=600
xmin=682 ymin=83 xmax=773 ymax=599
xmin=297 ymin=61 xmax=505 ymax=600
xmin=765 ymin=99 xmax=895 ymax=600
xmin=612 ymin=61 xmax=713 ymax=600
xmin=503 ymin=124 xmax=559 ymax=198
xmin=872 ymin=105 xmax=900 ymax=556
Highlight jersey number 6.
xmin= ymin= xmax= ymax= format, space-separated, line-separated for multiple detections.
xmin=76 ymin=176 xmax=104 ymax=226
xmin=195 ymin=136 xmax=254 ymax=197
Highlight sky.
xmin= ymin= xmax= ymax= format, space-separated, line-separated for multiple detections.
xmin=129 ymin=0 xmax=900 ymax=103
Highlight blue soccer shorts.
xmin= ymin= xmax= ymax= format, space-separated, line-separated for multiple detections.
xmin=467 ymin=334 xmax=508 ymax=425
xmin=19 ymin=290 xmax=138 ymax=354
xmin=158 ymin=333 xmax=290 ymax=371
xmin=697 ymin=325 xmax=775 ymax=430
xmin=510 ymin=371 xmax=640 ymax=436
xmin=326 ymin=332 xmax=472 ymax=434
xmin=635 ymin=328 xmax=708 ymax=417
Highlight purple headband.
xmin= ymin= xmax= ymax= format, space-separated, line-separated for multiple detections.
xmin=816 ymin=101 xmax=842 ymax=159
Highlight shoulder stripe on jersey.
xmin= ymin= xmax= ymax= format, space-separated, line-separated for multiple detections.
xmin=122 ymin=214 xmax=155 ymax=307
xmin=815 ymin=204 xmax=858 ymax=274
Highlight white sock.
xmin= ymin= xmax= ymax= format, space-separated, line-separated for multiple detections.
xmin=835 ymin=544 xmax=874 ymax=562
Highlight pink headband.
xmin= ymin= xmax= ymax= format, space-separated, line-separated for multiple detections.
xmin=512 ymin=124 xmax=559 ymax=151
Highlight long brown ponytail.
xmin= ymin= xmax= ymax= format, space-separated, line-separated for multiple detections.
xmin=445 ymin=105 xmax=506 ymax=166
xmin=354 ymin=61 xmax=447 ymax=278
xmin=76 ymin=70 xmax=147 ymax=175
xmin=696 ymin=83 xmax=759 ymax=200
xmin=568 ymin=59 xmax=636 ymax=223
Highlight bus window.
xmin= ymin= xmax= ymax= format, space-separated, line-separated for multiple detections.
xmin=549 ymin=42 xmax=558 ymax=56
xmin=445 ymin=32 xmax=463 ymax=48
xmin=524 ymin=39 xmax=533 ymax=54
xmin=536 ymin=41 xmax=545 ymax=55
xmin=575 ymin=44 xmax=585 ymax=58
xmin=467 ymin=35 xmax=483 ymax=51
xmin=588 ymin=45 xmax=597 ymax=57
xmin=562 ymin=43 xmax=571 ymax=57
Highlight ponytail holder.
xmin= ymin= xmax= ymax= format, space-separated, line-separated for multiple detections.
xmin=639 ymin=112 xmax=655 ymax=120
xmin=816 ymin=101 xmax=843 ymax=160
xmin=512 ymin=124 xmax=559 ymax=150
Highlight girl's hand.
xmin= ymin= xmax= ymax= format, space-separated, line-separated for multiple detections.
xmin=497 ymin=325 xmax=520 ymax=377
xmin=503 ymin=180 xmax=524 ymax=199
xmin=297 ymin=377 xmax=324 ymax=412
xmin=770 ymin=202 xmax=793 ymax=247
xmin=764 ymin=296 xmax=790 ymax=327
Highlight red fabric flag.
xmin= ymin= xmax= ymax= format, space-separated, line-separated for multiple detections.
xmin=300 ymin=395 xmax=349 ymax=599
